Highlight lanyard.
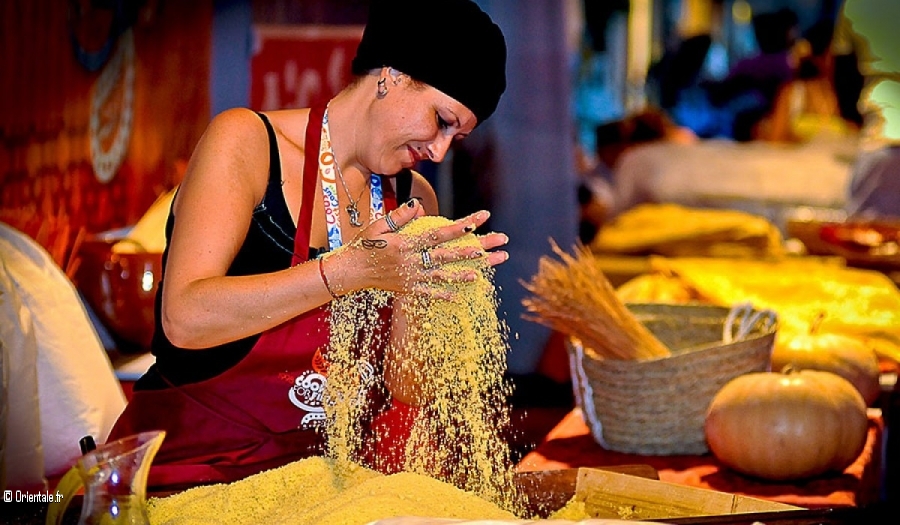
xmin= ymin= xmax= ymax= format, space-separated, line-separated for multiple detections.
xmin=319 ymin=107 xmax=385 ymax=251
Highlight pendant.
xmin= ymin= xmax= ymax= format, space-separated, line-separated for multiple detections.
xmin=347 ymin=203 xmax=363 ymax=227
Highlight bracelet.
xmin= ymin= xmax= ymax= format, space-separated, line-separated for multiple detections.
xmin=318 ymin=256 xmax=339 ymax=300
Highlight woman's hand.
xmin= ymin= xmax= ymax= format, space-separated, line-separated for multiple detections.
xmin=321 ymin=200 xmax=509 ymax=297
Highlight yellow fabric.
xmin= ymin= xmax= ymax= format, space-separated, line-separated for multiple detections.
xmin=637 ymin=257 xmax=900 ymax=363
xmin=792 ymin=113 xmax=857 ymax=142
xmin=112 ymin=188 xmax=176 ymax=254
xmin=616 ymin=273 xmax=699 ymax=305
xmin=592 ymin=204 xmax=784 ymax=258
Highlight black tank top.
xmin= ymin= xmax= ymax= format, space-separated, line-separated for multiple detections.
xmin=137 ymin=112 xmax=412 ymax=389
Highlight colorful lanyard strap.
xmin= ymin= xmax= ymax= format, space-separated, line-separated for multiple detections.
xmin=319 ymin=106 xmax=385 ymax=252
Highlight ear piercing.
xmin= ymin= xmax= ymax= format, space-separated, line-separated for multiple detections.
xmin=389 ymin=68 xmax=403 ymax=85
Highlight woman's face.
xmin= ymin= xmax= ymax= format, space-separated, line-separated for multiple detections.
xmin=363 ymin=75 xmax=477 ymax=175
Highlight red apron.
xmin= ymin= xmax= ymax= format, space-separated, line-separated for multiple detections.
xmin=107 ymin=105 xmax=415 ymax=490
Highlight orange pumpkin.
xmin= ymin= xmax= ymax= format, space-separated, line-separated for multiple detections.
xmin=705 ymin=369 xmax=868 ymax=481
xmin=773 ymin=314 xmax=881 ymax=405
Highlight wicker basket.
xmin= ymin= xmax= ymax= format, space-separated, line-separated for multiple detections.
xmin=567 ymin=303 xmax=776 ymax=456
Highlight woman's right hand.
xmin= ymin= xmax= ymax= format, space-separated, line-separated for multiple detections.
xmin=321 ymin=200 xmax=509 ymax=297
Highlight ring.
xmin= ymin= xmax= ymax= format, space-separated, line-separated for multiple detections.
xmin=421 ymin=249 xmax=435 ymax=269
xmin=385 ymin=213 xmax=400 ymax=233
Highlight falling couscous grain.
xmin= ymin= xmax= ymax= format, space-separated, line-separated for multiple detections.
xmin=392 ymin=216 xmax=515 ymax=509
xmin=150 ymin=215 xmax=520 ymax=523
xmin=324 ymin=284 xmax=393 ymax=479
xmin=325 ymin=215 xmax=517 ymax=511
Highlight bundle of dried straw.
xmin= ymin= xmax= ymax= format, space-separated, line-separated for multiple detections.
xmin=1 ymin=203 xmax=84 ymax=279
xmin=521 ymin=242 xmax=671 ymax=361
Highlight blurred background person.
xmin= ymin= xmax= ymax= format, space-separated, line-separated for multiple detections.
xmin=833 ymin=0 xmax=900 ymax=219
xmin=755 ymin=18 xmax=860 ymax=144
xmin=576 ymin=107 xmax=697 ymax=243
xmin=708 ymin=7 xmax=803 ymax=141
xmin=649 ymin=33 xmax=734 ymax=139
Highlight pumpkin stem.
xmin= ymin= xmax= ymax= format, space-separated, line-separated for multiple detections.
xmin=780 ymin=364 xmax=798 ymax=375
xmin=809 ymin=312 xmax=826 ymax=335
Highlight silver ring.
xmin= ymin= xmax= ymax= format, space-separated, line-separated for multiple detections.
xmin=385 ymin=213 xmax=400 ymax=233
xmin=421 ymin=249 xmax=435 ymax=269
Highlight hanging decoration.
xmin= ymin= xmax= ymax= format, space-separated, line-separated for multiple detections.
xmin=68 ymin=0 xmax=145 ymax=72
xmin=89 ymin=28 xmax=135 ymax=184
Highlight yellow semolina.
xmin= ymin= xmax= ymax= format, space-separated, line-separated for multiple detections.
xmin=147 ymin=456 xmax=517 ymax=525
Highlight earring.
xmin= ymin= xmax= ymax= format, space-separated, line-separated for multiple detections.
xmin=389 ymin=68 xmax=403 ymax=85
xmin=376 ymin=78 xmax=388 ymax=99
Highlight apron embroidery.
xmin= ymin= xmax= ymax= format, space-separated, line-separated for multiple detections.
xmin=288 ymin=370 xmax=327 ymax=428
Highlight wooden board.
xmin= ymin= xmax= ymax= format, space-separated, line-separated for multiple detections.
xmin=516 ymin=467 xmax=799 ymax=521
xmin=515 ymin=465 xmax=658 ymax=518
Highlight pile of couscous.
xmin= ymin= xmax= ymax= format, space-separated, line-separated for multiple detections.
xmin=147 ymin=456 xmax=517 ymax=525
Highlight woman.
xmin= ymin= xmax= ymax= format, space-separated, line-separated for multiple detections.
xmin=754 ymin=20 xmax=858 ymax=144
xmin=107 ymin=0 xmax=508 ymax=488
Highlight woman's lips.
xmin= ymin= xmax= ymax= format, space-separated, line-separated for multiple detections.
xmin=407 ymin=145 xmax=424 ymax=163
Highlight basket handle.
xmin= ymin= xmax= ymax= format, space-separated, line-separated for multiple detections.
xmin=723 ymin=303 xmax=777 ymax=344
xmin=565 ymin=338 xmax=610 ymax=449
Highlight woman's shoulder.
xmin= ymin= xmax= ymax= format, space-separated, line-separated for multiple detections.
xmin=197 ymin=108 xmax=308 ymax=161
xmin=181 ymin=109 xmax=276 ymax=198
xmin=199 ymin=108 xmax=270 ymax=151
xmin=252 ymin=108 xmax=312 ymax=144
xmin=209 ymin=107 xmax=264 ymax=128
xmin=407 ymin=169 xmax=439 ymax=213
xmin=204 ymin=107 xmax=306 ymax=138
xmin=408 ymin=169 xmax=427 ymax=185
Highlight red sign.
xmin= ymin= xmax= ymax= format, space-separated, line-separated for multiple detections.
xmin=251 ymin=25 xmax=364 ymax=111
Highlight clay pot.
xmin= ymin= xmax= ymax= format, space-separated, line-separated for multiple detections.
xmin=75 ymin=236 xmax=162 ymax=352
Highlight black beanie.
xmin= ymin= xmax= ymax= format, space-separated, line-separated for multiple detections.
xmin=351 ymin=0 xmax=507 ymax=125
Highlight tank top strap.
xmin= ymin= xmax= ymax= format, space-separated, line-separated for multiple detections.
xmin=254 ymin=112 xmax=283 ymax=190
xmin=394 ymin=169 xmax=413 ymax=204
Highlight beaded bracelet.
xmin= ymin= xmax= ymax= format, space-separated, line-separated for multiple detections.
xmin=318 ymin=256 xmax=339 ymax=300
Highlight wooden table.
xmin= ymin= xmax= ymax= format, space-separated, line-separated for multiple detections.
xmin=517 ymin=407 xmax=885 ymax=509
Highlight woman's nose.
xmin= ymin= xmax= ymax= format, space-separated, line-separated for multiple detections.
xmin=426 ymin=135 xmax=453 ymax=163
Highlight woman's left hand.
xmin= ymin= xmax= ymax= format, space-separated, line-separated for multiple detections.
xmin=422 ymin=210 xmax=509 ymax=268
xmin=322 ymin=203 xmax=508 ymax=297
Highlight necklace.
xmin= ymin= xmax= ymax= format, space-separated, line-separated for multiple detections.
xmin=333 ymin=162 xmax=368 ymax=227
